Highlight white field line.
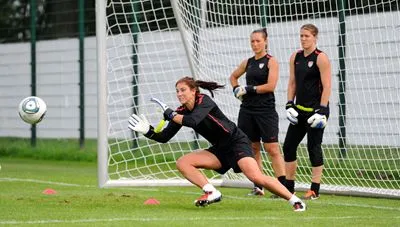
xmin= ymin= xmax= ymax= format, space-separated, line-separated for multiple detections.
xmin=1 ymin=215 xmax=399 ymax=225
xmin=1 ymin=177 xmax=400 ymax=213
xmin=0 ymin=178 xmax=93 ymax=187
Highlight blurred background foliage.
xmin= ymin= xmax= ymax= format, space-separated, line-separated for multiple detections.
xmin=1 ymin=0 xmax=397 ymax=43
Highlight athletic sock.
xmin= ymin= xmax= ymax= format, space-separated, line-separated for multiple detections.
xmin=288 ymin=194 xmax=301 ymax=205
xmin=254 ymin=183 xmax=263 ymax=190
xmin=202 ymin=183 xmax=217 ymax=193
xmin=278 ymin=175 xmax=286 ymax=186
xmin=311 ymin=182 xmax=320 ymax=195
xmin=286 ymin=179 xmax=295 ymax=194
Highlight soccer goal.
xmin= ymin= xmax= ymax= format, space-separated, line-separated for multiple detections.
xmin=96 ymin=0 xmax=400 ymax=198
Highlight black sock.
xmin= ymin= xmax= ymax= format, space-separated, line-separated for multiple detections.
xmin=277 ymin=176 xmax=286 ymax=186
xmin=254 ymin=184 xmax=263 ymax=190
xmin=286 ymin=180 xmax=295 ymax=194
xmin=311 ymin=182 xmax=320 ymax=195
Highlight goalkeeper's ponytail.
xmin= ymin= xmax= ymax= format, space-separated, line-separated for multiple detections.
xmin=176 ymin=76 xmax=225 ymax=98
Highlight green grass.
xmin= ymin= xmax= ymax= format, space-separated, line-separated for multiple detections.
xmin=1 ymin=137 xmax=399 ymax=189
xmin=0 ymin=137 xmax=97 ymax=162
xmin=0 ymin=158 xmax=399 ymax=227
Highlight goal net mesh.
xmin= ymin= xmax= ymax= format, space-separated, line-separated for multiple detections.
xmin=100 ymin=0 xmax=400 ymax=197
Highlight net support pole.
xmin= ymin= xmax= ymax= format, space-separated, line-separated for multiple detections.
xmin=96 ymin=0 xmax=109 ymax=188
xmin=190 ymin=0 xmax=203 ymax=150
xmin=171 ymin=0 xmax=200 ymax=149
xmin=171 ymin=0 xmax=197 ymax=79
xmin=338 ymin=0 xmax=347 ymax=158
xmin=260 ymin=0 xmax=268 ymax=27
xmin=78 ymin=0 xmax=85 ymax=149
xmin=30 ymin=0 xmax=37 ymax=147
xmin=131 ymin=0 xmax=140 ymax=148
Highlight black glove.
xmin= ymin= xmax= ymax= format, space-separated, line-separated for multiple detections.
xmin=163 ymin=108 xmax=177 ymax=121
xmin=286 ymin=101 xmax=295 ymax=110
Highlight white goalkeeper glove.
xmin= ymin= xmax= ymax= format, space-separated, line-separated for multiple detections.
xmin=307 ymin=105 xmax=329 ymax=129
xmin=285 ymin=101 xmax=298 ymax=125
xmin=150 ymin=97 xmax=169 ymax=111
xmin=150 ymin=97 xmax=177 ymax=121
xmin=128 ymin=113 xmax=150 ymax=134
xmin=233 ymin=85 xmax=257 ymax=101
xmin=307 ymin=113 xmax=327 ymax=129
xmin=286 ymin=108 xmax=299 ymax=125
xmin=233 ymin=86 xmax=246 ymax=101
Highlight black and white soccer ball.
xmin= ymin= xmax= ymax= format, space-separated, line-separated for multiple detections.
xmin=18 ymin=96 xmax=47 ymax=124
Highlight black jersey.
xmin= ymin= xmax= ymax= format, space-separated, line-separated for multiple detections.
xmin=145 ymin=94 xmax=240 ymax=146
xmin=241 ymin=54 xmax=275 ymax=109
xmin=294 ymin=49 xmax=323 ymax=108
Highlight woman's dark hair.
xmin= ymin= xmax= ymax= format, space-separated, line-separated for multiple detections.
xmin=252 ymin=27 xmax=268 ymax=39
xmin=175 ymin=76 xmax=225 ymax=98
xmin=251 ymin=28 xmax=268 ymax=50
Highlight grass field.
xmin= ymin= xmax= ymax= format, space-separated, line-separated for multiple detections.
xmin=0 ymin=158 xmax=399 ymax=227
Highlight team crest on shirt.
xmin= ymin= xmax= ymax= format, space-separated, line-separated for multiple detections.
xmin=259 ymin=63 xmax=264 ymax=69
xmin=308 ymin=61 xmax=314 ymax=68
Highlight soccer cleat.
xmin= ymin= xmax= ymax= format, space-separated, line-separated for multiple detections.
xmin=293 ymin=201 xmax=306 ymax=212
xmin=194 ymin=190 xmax=222 ymax=207
xmin=247 ymin=187 xmax=265 ymax=196
xmin=302 ymin=190 xmax=320 ymax=200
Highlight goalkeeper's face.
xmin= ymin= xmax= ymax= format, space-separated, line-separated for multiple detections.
xmin=300 ymin=28 xmax=317 ymax=50
xmin=176 ymin=82 xmax=196 ymax=106
xmin=250 ymin=32 xmax=266 ymax=55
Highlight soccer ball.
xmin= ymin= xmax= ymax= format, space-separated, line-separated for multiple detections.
xmin=18 ymin=96 xmax=47 ymax=124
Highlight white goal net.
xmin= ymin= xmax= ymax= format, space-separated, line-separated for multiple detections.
xmin=96 ymin=0 xmax=400 ymax=198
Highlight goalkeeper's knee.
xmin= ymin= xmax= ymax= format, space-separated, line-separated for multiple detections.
xmin=309 ymin=150 xmax=324 ymax=167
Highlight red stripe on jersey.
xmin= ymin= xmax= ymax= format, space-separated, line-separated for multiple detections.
xmin=315 ymin=49 xmax=321 ymax=55
xmin=176 ymin=106 xmax=185 ymax=112
xmin=266 ymin=54 xmax=272 ymax=59
xmin=196 ymin=94 xmax=204 ymax=105
xmin=207 ymin=114 xmax=230 ymax=133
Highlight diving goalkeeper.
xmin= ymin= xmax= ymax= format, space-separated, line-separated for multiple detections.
xmin=128 ymin=76 xmax=306 ymax=211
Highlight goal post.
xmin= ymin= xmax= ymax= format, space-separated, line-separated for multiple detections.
xmin=96 ymin=0 xmax=400 ymax=198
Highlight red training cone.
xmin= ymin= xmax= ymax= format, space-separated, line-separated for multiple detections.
xmin=144 ymin=198 xmax=160 ymax=205
xmin=42 ymin=188 xmax=57 ymax=195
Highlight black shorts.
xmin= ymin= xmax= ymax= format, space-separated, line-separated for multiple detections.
xmin=206 ymin=129 xmax=254 ymax=174
xmin=238 ymin=107 xmax=279 ymax=143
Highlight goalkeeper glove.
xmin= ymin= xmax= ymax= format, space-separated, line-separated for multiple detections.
xmin=128 ymin=114 xmax=150 ymax=134
xmin=150 ymin=97 xmax=177 ymax=121
xmin=286 ymin=101 xmax=298 ymax=125
xmin=233 ymin=85 xmax=257 ymax=101
xmin=307 ymin=105 xmax=329 ymax=129
xmin=233 ymin=85 xmax=245 ymax=101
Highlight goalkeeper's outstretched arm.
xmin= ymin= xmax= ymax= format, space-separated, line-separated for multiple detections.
xmin=143 ymin=121 xmax=182 ymax=143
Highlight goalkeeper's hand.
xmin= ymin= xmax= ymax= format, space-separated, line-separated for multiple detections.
xmin=150 ymin=97 xmax=177 ymax=121
xmin=128 ymin=114 xmax=150 ymax=134
xmin=233 ymin=85 xmax=246 ymax=101
xmin=307 ymin=105 xmax=329 ymax=129
xmin=286 ymin=101 xmax=298 ymax=125
xmin=233 ymin=85 xmax=257 ymax=101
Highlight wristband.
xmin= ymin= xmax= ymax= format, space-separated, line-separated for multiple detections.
xmin=315 ymin=105 xmax=329 ymax=116
xmin=286 ymin=101 xmax=295 ymax=110
xmin=245 ymin=85 xmax=257 ymax=94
